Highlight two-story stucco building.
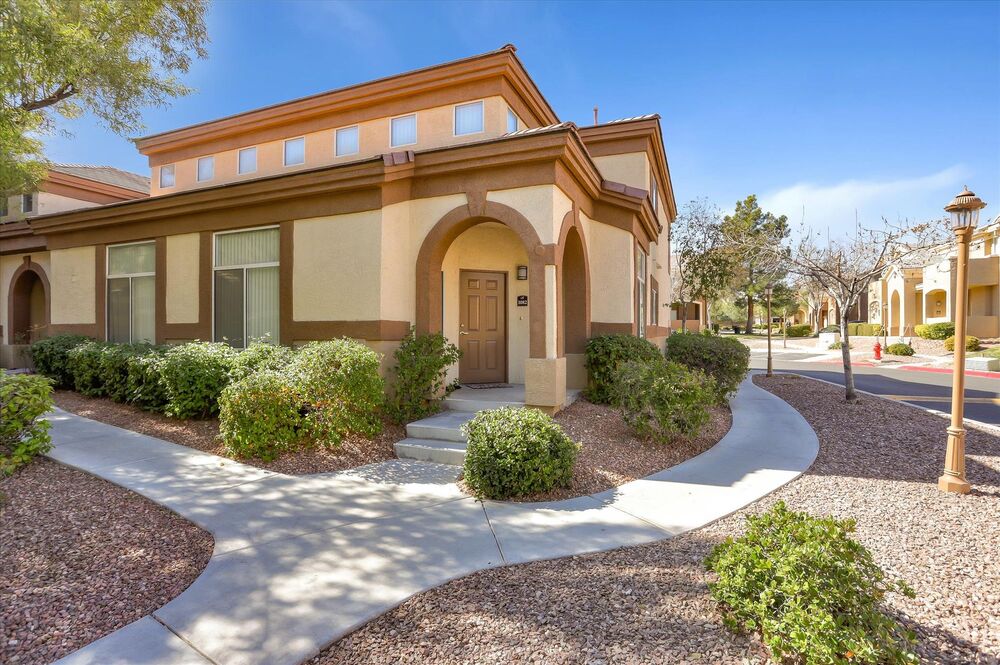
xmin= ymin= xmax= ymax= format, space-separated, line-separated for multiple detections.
xmin=0 ymin=45 xmax=676 ymax=412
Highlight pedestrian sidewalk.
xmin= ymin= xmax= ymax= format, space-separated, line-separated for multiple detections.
xmin=51 ymin=375 xmax=818 ymax=665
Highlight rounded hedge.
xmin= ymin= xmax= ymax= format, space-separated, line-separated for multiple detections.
xmin=228 ymin=341 xmax=296 ymax=382
xmin=462 ymin=407 xmax=579 ymax=500
xmin=612 ymin=360 xmax=716 ymax=443
xmin=1 ymin=373 xmax=54 ymax=476
xmin=784 ymin=324 xmax=813 ymax=338
xmin=66 ymin=341 xmax=110 ymax=396
xmin=30 ymin=334 xmax=91 ymax=388
xmin=126 ymin=347 xmax=169 ymax=412
xmin=885 ymin=342 xmax=915 ymax=357
xmin=664 ymin=331 xmax=750 ymax=403
xmin=944 ymin=335 xmax=981 ymax=352
xmin=289 ymin=339 xmax=384 ymax=444
xmin=219 ymin=370 xmax=304 ymax=461
xmin=159 ymin=341 xmax=238 ymax=419
xmin=584 ymin=334 xmax=663 ymax=404
xmin=915 ymin=322 xmax=955 ymax=340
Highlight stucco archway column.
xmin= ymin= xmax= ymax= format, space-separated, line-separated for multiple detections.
xmin=524 ymin=253 xmax=566 ymax=414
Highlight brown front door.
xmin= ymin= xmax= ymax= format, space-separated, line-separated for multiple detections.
xmin=459 ymin=270 xmax=506 ymax=384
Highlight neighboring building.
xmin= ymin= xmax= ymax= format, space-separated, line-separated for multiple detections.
xmin=1 ymin=165 xmax=149 ymax=345
xmin=670 ymin=300 xmax=707 ymax=331
xmin=869 ymin=217 xmax=1000 ymax=339
xmin=0 ymin=46 xmax=676 ymax=412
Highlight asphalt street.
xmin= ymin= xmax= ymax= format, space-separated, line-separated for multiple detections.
xmin=750 ymin=350 xmax=1000 ymax=426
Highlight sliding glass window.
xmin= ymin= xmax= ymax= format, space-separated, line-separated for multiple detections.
xmin=214 ymin=227 xmax=280 ymax=348
xmin=107 ymin=241 xmax=156 ymax=343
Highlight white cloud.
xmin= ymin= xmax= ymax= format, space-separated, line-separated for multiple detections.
xmin=760 ymin=165 xmax=969 ymax=238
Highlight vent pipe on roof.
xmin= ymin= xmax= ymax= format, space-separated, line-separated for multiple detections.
xmin=593 ymin=106 xmax=598 ymax=125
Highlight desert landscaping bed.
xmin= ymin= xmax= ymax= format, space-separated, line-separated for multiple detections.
xmin=52 ymin=390 xmax=403 ymax=475
xmin=519 ymin=399 xmax=732 ymax=501
xmin=0 ymin=459 xmax=213 ymax=665
xmin=313 ymin=375 xmax=999 ymax=664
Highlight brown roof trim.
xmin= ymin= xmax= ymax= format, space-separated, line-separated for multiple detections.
xmin=578 ymin=117 xmax=677 ymax=221
xmin=42 ymin=170 xmax=149 ymax=203
xmin=135 ymin=46 xmax=559 ymax=156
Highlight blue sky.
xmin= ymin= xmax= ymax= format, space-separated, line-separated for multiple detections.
xmin=45 ymin=0 xmax=1000 ymax=235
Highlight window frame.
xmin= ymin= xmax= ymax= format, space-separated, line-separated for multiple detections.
xmin=0 ymin=195 xmax=7 ymax=217
xmin=636 ymin=249 xmax=647 ymax=338
xmin=651 ymin=286 xmax=659 ymax=326
xmin=159 ymin=164 xmax=176 ymax=189
xmin=211 ymin=225 xmax=281 ymax=348
xmin=106 ymin=240 xmax=156 ymax=344
xmin=197 ymin=155 xmax=215 ymax=182
xmin=283 ymin=137 xmax=306 ymax=167
xmin=238 ymin=146 xmax=258 ymax=175
xmin=649 ymin=172 xmax=659 ymax=214
xmin=335 ymin=125 xmax=360 ymax=157
xmin=507 ymin=107 xmax=519 ymax=133
xmin=453 ymin=100 xmax=485 ymax=137
xmin=390 ymin=113 xmax=417 ymax=148
xmin=21 ymin=193 xmax=35 ymax=213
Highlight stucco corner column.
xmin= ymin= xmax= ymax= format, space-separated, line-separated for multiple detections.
xmin=525 ymin=264 xmax=567 ymax=414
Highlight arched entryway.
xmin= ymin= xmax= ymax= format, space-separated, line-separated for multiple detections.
xmin=925 ymin=289 xmax=947 ymax=320
xmin=8 ymin=260 xmax=50 ymax=344
xmin=890 ymin=290 xmax=901 ymax=336
xmin=557 ymin=212 xmax=590 ymax=389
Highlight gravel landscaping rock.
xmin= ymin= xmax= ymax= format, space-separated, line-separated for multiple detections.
xmin=313 ymin=375 xmax=999 ymax=664
xmin=52 ymin=390 xmax=403 ymax=475
xmin=0 ymin=459 xmax=213 ymax=665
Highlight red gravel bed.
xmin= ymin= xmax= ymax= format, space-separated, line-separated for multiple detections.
xmin=52 ymin=390 xmax=403 ymax=475
xmin=0 ymin=459 xmax=213 ymax=665
xmin=312 ymin=375 xmax=999 ymax=664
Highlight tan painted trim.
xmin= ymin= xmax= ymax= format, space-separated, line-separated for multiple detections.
xmin=415 ymin=199 xmax=548 ymax=359
xmin=6 ymin=257 xmax=50 ymax=344
xmin=136 ymin=46 xmax=559 ymax=161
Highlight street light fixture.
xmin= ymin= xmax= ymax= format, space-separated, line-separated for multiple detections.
xmin=764 ymin=285 xmax=774 ymax=377
xmin=939 ymin=186 xmax=987 ymax=494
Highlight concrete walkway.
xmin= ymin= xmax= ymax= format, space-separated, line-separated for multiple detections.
xmin=50 ymin=376 xmax=817 ymax=665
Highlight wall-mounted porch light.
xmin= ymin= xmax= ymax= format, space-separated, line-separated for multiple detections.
xmin=516 ymin=265 xmax=528 ymax=280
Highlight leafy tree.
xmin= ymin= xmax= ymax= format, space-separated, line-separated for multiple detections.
xmin=0 ymin=0 xmax=209 ymax=192
xmin=721 ymin=196 xmax=790 ymax=332
xmin=671 ymin=198 xmax=735 ymax=330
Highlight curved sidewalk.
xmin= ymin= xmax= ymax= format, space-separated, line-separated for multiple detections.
xmin=50 ymin=375 xmax=817 ymax=665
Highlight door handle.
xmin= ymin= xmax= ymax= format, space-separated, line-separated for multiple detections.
xmin=459 ymin=331 xmax=469 ymax=335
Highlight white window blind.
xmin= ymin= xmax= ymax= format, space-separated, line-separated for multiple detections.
xmin=108 ymin=242 xmax=155 ymax=276
xmin=215 ymin=227 xmax=279 ymax=267
xmin=284 ymin=137 xmax=305 ymax=166
xmin=238 ymin=147 xmax=257 ymax=174
xmin=107 ymin=242 xmax=155 ymax=343
xmin=391 ymin=114 xmax=416 ymax=147
xmin=454 ymin=101 xmax=484 ymax=135
xmin=197 ymin=156 xmax=214 ymax=182
xmin=336 ymin=126 xmax=359 ymax=156
xmin=160 ymin=165 xmax=175 ymax=188
xmin=214 ymin=228 xmax=280 ymax=347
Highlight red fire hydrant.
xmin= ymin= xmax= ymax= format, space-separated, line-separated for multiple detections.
xmin=873 ymin=341 xmax=882 ymax=360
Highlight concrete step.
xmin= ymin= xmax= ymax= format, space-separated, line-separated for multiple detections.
xmin=405 ymin=411 xmax=475 ymax=442
xmin=442 ymin=395 xmax=524 ymax=412
xmin=394 ymin=438 xmax=468 ymax=466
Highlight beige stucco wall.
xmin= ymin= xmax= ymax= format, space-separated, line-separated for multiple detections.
xmin=441 ymin=223 xmax=530 ymax=384
xmin=153 ymin=96 xmax=518 ymax=195
xmin=486 ymin=184 xmax=572 ymax=245
xmin=293 ymin=210 xmax=381 ymax=321
xmin=165 ymin=233 xmax=200 ymax=324
xmin=0 ymin=251 xmax=52 ymax=335
xmin=582 ymin=211 xmax=634 ymax=324
xmin=593 ymin=153 xmax=650 ymax=192
xmin=38 ymin=191 xmax=101 ymax=216
xmin=50 ymin=247 xmax=96 ymax=325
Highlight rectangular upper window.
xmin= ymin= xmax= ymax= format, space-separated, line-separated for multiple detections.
xmin=649 ymin=173 xmax=659 ymax=213
xmin=0 ymin=196 xmax=7 ymax=217
xmin=107 ymin=241 xmax=156 ymax=344
xmin=21 ymin=193 xmax=34 ymax=213
xmin=238 ymin=146 xmax=257 ymax=174
xmin=284 ymin=137 xmax=305 ymax=166
xmin=390 ymin=114 xmax=417 ymax=147
xmin=197 ymin=156 xmax=214 ymax=182
xmin=159 ymin=164 xmax=175 ymax=188
xmin=454 ymin=101 xmax=484 ymax=136
xmin=214 ymin=227 xmax=280 ymax=349
xmin=507 ymin=108 xmax=519 ymax=133
xmin=336 ymin=126 xmax=359 ymax=157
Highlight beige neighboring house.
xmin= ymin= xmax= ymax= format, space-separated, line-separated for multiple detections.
xmin=0 ymin=46 xmax=676 ymax=413
xmin=868 ymin=217 xmax=1000 ymax=339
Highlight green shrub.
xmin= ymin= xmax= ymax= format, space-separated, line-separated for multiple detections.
xmin=612 ymin=360 xmax=716 ymax=443
xmin=915 ymin=322 xmax=955 ymax=340
xmin=820 ymin=325 xmax=840 ymax=333
xmin=99 ymin=344 xmax=155 ymax=403
xmin=289 ymin=339 xmax=384 ymax=444
xmin=984 ymin=346 xmax=1000 ymax=359
xmin=30 ymin=334 xmax=90 ymax=388
xmin=885 ymin=342 xmax=915 ymax=357
xmin=125 ymin=347 xmax=169 ymax=411
xmin=228 ymin=341 xmax=296 ymax=382
xmin=828 ymin=341 xmax=852 ymax=350
xmin=944 ymin=335 xmax=981 ymax=352
xmin=1 ymin=374 xmax=54 ymax=475
xmin=66 ymin=341 xmax=110 ymax=396
xmin=159 ymin=341 xmax=237 ymax=418
xmin=855 ymin=323 xmax=883 ymax=337
xmin=706 ymin=502 xmax=916 ymax=665
xmin=584 ymin=334 xmax=663 ymax=404
xmin=219 ymin=370 xmax=305 ymax=461
xmin=665 ymin=331 xmax=749 ymax=402
xmin=784 ymin=324 xmax=813 ymax=338
xmin=462 ymin=407 xmax=579 ymax=499
xmin=386 ymin=327 xmax=461 ymax=424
